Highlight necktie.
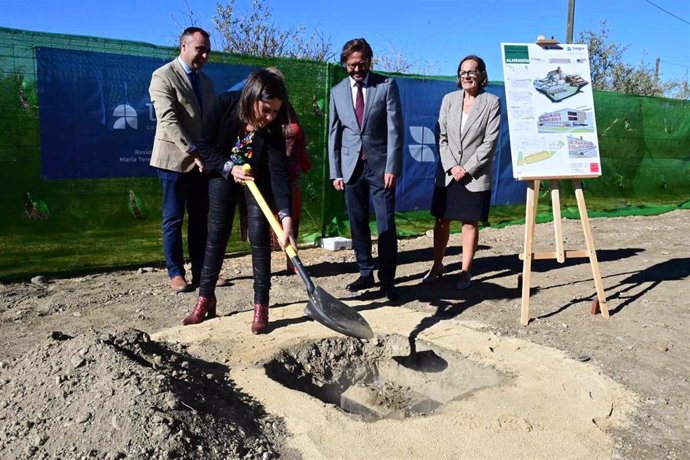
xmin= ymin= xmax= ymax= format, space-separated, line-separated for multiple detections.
xmin=355 ymin=82 xmax=366 ymax=160
xmin=355 ymin=82 xmax=364 ymax=128
xmin=189 ymin=71 xmax=203 ymax=114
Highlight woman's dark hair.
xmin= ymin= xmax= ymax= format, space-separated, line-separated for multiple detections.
xmin=340 ymin=38 xmax=374 ymax=66
xmin=238 ymin=69 xmax=288 ymax=126
xmin=457 ymin=55 xmax=488 ymax=88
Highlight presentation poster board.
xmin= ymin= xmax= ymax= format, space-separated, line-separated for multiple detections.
xmin=501 ymin=43 xmax=602 ymax=180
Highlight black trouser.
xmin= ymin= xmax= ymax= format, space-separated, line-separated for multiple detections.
xmin=344 ymin=159 xmax=397 ymax=286
xmin=199 ymin=176 xmax=271 ymax=304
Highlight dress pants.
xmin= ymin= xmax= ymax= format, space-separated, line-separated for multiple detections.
xmin=158 ymin=167 xmax=209 ymax=282
xmin=199 ymin=176 xmax=271 ymax=304
xmin=344 ymin=159 xmax=397 ymax=286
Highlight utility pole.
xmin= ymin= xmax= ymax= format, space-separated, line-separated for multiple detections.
xmin=655 ymin=58 xmax=660 ymax=80
xmin=566 ymin=0 xmax=576 ymax=43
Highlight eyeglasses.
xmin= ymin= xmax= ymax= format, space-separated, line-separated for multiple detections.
xmin=346 ymin=60 xmax=370 ymax=71
xmin=459 ymin=70 xmax=480 ymax=78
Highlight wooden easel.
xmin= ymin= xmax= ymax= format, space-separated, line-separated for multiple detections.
xmin=519 ymin=178 xmax=609 ymax=325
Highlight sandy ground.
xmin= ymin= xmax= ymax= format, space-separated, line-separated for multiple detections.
xmin=1 ymin=210 xmax=689 ymax=459
xmin=155 ymin=306 xmax=637 ymax=459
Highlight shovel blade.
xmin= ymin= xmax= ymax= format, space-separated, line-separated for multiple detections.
xmin=304 ymin=285 xmax=374 ymax=340
xmin=241 ymin=176 xmax=373 ymax=339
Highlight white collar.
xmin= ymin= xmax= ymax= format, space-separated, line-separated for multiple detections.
xmin=177 ymin=56 xmax=193 ymax=74
xmin=349 ymin=73 xmax=370 ymax=87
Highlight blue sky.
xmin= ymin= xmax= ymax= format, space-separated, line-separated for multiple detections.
xmin=3 ymin=0 xmax=689 ymax=82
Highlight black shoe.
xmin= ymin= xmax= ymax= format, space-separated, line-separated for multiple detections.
xmin=381 ymin=284 xmax=400 ymax=302
xmin=346 ymin=275 xmax=375 ymax=292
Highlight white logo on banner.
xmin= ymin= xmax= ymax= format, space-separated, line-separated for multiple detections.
xmin=408 ymin=126 xmax=435 ymax=162
xmin=113 ymin=104 xmax=138 ymax=129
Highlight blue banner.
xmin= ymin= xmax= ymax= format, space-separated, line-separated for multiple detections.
xmin=395 ymin=77 xmax=525 ymax=210
xmin=36 ymin=47 xmax=255 ymax=179
xmin=395 ymin=77 xmax=455 ymax=212
xmin=36 ymin=48 xmax=525 ymax=206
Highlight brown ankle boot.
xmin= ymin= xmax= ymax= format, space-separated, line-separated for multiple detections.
xmin=183 ymin=296 xmax=216 ymax=325
xmin=251 ymin=303 xmax=269 ymax=334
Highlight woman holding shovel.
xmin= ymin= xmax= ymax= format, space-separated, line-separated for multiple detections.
xmin=182 ymin=69 xmax=295 ymax=334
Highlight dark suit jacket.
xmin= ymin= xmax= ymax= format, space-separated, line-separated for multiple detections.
xmin=328 ymin=72 xmax=404 ymax=183
xmin=198 ymin=92 xmax=291 ymax=213
xmin=149 ymin=59 xmax=215 ymax=173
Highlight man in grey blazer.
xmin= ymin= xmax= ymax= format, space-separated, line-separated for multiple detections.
xmin=328 ymin=38 xmax=404 ymax=301
xmin=150 ymin=27 xmax=220 ymax=293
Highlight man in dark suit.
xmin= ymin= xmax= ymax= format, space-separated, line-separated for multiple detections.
xmin=149 ymin=27 xmax=224 ymax=292
xmin=328 ymin=38 xmax=404 ymax=301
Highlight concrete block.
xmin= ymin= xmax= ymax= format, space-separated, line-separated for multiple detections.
xmin=320 ymin=237 xmax=352 ymax=251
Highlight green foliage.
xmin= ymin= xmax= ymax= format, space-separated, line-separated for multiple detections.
xmin=579 ymin=21 xmax=627 ymax=92
xmin=579 ymin=21 xmax=688 ymax=99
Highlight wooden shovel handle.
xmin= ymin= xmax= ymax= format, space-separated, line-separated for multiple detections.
xmin=241 ymin=164 xmax=298 ymax=258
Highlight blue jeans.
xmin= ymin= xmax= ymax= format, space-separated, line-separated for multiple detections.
xmin=157 ymin=167 xmax=209 ymax=282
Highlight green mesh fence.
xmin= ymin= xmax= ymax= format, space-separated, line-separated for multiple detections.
xmin=0 ymin=27 xmax=333 ymax=279
xmin=1 ymin=27 xmax=688 ymax=280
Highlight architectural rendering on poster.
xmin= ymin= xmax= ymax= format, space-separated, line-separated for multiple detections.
xmin=533 ymin=67 xmax=589 ymax=102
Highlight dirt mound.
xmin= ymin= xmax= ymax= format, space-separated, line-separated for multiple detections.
xmin=0 ymin=329 xmax=284 ymax=459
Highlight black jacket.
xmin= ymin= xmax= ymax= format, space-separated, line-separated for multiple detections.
xmin=198 ymin=91 xmax=291 ymax=215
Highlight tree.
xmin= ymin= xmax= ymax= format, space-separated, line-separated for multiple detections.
xmin=373 ymin=43 xmax=427 ymax=75
xmin=212 ymin=0 xmax=333 ymax=61
xmin=579 ymin=21 xmax=688 ymax=99
xmin=579 ymin=21 xmax=628 ymax=92
xmin=375 ymin=52 xmax=414 ymax=74
xmin=179 ymin=1 xmax=420 ymax=72
xmin=611 ymin=57 xmax=666 ymax=98
xmin=665 ymin=74 xmax=690 ymax=100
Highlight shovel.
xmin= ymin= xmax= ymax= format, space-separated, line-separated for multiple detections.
xmin=241 ymin=164 xmax=374 ymax=340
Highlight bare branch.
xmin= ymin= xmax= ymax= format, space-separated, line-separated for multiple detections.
xmin=212 ymin=0 xmax=333 ymax=61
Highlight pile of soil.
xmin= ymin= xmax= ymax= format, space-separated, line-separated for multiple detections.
xmin=0 ymin=329 xmax=284 ymax=459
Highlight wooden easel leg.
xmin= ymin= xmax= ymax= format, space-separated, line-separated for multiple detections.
xmin=521 ymin=180 xmax=539 ymax=326
xmin=574 ymin=181 xmax=609 ymax=318
xmin=551 ymin=180 xmax=565 ymax=263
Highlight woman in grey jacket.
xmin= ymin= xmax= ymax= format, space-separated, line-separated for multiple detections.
xmin=422 ymin=55 xmax=501 ymax=290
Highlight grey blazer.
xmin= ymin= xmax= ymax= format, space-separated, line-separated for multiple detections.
xmin=328 ymin=72 xmax=404 ymax=183
xmin=436 ymin=89 xmax=501 ymax=191
xmin=149 ymin=59 xmax=216 ymax=173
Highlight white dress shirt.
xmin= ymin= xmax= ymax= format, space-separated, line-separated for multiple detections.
xmin=349 ymin=73 xmax=370 ymax=108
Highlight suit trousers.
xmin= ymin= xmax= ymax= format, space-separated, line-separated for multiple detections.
xmin=158 ymin=167 xmax=209 ymax=282
xmin=344 ymin=160 xmax=397 ymax=286
xmin=199 ymin=177 xmax=272 ymax=304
